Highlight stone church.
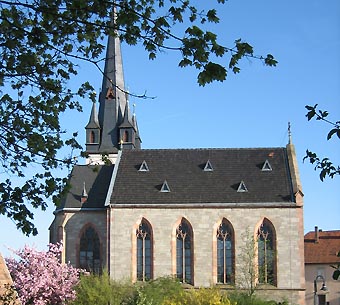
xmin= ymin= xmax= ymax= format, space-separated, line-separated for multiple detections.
xmin=50 ymin=32 xmax=305 ymax=304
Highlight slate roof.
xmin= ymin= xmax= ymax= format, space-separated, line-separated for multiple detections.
xmin=304 ymin=230 xmax=340 ymax=264
xmin=110 ymin=148 xmax=294 ymax=205
xmin=57 ymin=165 xmax=114 ymax=210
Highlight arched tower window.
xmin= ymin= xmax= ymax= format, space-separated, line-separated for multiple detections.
xmin=257 ymin=219 xmax=276 ymax=285
xmin=216 ymin=218 xmax=234 ymax=284
xmin=79 ymin=226 xmax=101 ymax=273
xmin=90 ymin=131 xmax=96 ymax=143
xmin=136 ymin=219 xmax=153 ymax=281
xmin=176 ymin=218 xmax=194 ymax=285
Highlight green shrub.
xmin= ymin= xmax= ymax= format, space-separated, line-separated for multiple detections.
xmin=134 ymin=276 xmax=183 ymax=305
xmin=69 ymin=272 xmax=135 ymax=305
xmin=162 ymin=287 xmax=236 ymax=305
xmin=228 ymin=291 xmax=289 ymax=305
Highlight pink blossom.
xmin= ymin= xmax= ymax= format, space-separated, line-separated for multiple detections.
xmin=6 ymin=242 xmax=80 ymax=305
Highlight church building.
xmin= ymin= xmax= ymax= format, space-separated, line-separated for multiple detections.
xmin=50 ymin=32 xmax=306 ymax=304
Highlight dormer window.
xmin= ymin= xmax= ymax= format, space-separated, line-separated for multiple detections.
xmin=262 ymin=159 xmax=273 ymax=171
xmin=160 ymin=180 xmax=171 ymax=192
xmin=139 ymin=160 xmax=149 ymax=172
xmin=237 ymin=181 xmax=248 ymax=192
xmin=203 ymin=160 xmax=214 ymax=171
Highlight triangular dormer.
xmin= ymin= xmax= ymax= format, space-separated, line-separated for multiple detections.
xmin=139 ymin=160 xmax=149 ymax=172
xmin=203 ymin=160 xmax=214 ymax=171
xmin=160 ymin=180 xmax=171 ymax=192
xmin=262 ymin=159 xmax=272 ymax=171
xmin=237 ymin=181 xmax=248 ymax=192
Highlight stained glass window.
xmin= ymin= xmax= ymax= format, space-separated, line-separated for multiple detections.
xmin=216 ymin=219 xmax=234 ymax=284
xmin=79 ymin=226 xmax=101 ymax=273
xmin=176 ymin=219 xmax=193 ymax=285
xmin=136 ymin=219 xmax=152 ymax=281
xmin=257 ymin=219 xmax=276 ymax=285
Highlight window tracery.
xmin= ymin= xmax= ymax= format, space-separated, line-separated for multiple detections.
xmin=216 ymin=219 xmax=234 ymax=284
xmin=176 ymin=219 xmax=193 ymax=285
xmin=79 ymin=226 xmax=101 ymax=273
xmin=257 ymin=219 xmax=276 ymax=285
xmin=136 ymin=219 xmax=152 ymax=281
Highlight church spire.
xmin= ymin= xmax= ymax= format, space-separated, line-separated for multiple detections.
xmin=96 ymin=29 xmax=126 ymax=154
xmin=85 ymin=8 xmax=141 ymax=164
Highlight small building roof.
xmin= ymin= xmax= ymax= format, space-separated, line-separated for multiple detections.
xmin=304 ymin=229 xmax=340 ymax=264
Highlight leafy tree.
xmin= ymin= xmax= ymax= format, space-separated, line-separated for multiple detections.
xmin=0 ymin=0 xmax=277 ymax=236
xmin=237 ymin=229 xmax=257 ymax=299
xmin=304 ymin=104 xmax=340 ymax=181
xmin=304 ymin=104 xmax=339 ymax=282
xmin=5 ymin=243 xmax=80 ymax=305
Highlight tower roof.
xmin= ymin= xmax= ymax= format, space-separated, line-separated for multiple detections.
xmin=85 ymin=23 xmax=141 ymax=157
xmin=119 ymin=101 xmax=134 ymax=128
xmin=85 ymin=101 xmax=100 ymax=129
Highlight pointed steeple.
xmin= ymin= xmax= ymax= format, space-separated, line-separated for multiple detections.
xmin=286 ymin=122 xmax=303 ymax=203
xmin=119 ymin=100 xmax=137 ymax=150
xmin=86 ymin=101 xmax=100 ymax=129
xmin=85 ymin=8 xmax=142 ymax=163
xmin=120 ymin=100 xmax=134 ymax=128
xmin=85 ymin=101 xmax=100 ymax=152
xmin=81 ymin=182 xmax=88 ymax=204
xmin=95 ymin=30 xmax=126 ymax=153
xmin=132 ymin=113 xmax=142 ymax=149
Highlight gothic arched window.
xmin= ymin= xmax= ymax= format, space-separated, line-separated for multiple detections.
xmin=257 ymin=219 xmax=276 ymax=285
xmin=216 ymin=219 xmax=234 ymax=284
xmin=136 ymin=219 xmax=153 ymax=281
xmin=79 ymin=226 xmax=101 ymax=273
xmin=176 ymin=218 xmax=194 ymax=285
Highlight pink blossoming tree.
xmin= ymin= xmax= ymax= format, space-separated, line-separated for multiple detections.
xmin=6 ymin=243 xmax=80 ymax=305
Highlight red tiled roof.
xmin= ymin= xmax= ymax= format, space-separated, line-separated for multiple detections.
xmin=304 ymin=229 xmax=340 ymax=264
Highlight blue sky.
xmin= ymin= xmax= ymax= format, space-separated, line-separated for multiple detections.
xmin=1 ymin=0 xmax=339 ymax=257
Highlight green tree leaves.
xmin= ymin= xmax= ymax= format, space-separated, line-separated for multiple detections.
xmin=0 ymin=0 xmax=276 ymax=235
xmin=304 ymin=104 xmax=340 ymax=181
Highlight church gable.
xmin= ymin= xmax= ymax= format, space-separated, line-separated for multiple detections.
xmin=110 ymin=148 xmax=294 ymax=206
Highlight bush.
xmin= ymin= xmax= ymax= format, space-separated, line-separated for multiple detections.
xmin=162 ymin=287 xmax=236 ymax=305
xmin=228 ymin=291 xmax=289 ymax=305
xmin=71 ymin=274 xmax=290 ymax=305
xmin=133 ymin=277 xmax=182 ymax=305
xmin=70 ymin=272 xmax=135 ymax=305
